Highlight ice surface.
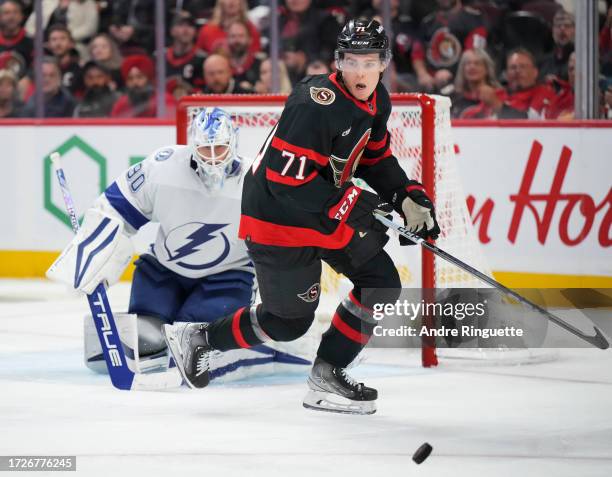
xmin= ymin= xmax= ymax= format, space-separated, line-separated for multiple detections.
xmin=1 ymin=280 xmax=611 ymax=476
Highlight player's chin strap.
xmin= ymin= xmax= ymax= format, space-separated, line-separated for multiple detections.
xmin=50 ymin=152 xmax=183 ymax=391
xmin=373 ymin=211 xmax=610 ymax=350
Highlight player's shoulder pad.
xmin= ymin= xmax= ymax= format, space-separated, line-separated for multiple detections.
xmin=294 ymin=74 xmax=338 ymax=109
xmin=138 ymin=146 xmax=191 ymax=178
xmin=151 ymin=146 xmax=178 ymax=162
xmin=144 ymin=145 xmax=192 ymax=165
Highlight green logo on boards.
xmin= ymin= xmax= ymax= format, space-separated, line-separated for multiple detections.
xmin=43 ymin=135 xmax=107 ymax=229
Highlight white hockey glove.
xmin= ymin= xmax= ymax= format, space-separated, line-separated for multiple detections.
xmin=46 ymin=208 xmax=134 ymax=294
xmin=393 ymin=181 xmax=440 ymax=245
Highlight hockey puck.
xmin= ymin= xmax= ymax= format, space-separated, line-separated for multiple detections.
xmin=412 ymin=442 xmax=432 ymax=464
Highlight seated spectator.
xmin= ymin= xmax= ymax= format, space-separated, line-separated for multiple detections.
xmin=201 ymin=53 xmax=252 ymax=94
xmin=24 ymin=0 xmax=99 ymax=57
xmin=282 ymin=37 xmax=308 ymax=86
xmin=227 ymin=19 xmax=265 ymax=91
xmin=22 ymin=56 xmax=76 ymax=117
xmin=540 ymin=10 xmax=574 ymax=82
xmin=277 ymin=0 xmax=340 ymax=64
xmin=546 ymin=51 xmax=574 ymax=120
xmin=412 ymin=0 xmax=488 ymax=92
xmin=88 ymin=33 xmax=123 ymax=90
xmin=501 ymin=48 xmax=555 ymax=119
xmin=166 ymin=11 xmax=206 ymax=90
xmin=0 ymin=68 xmax=23 ymax=117
xmin=0 ymin=50 xmax=31 ymax=103
xmin=108 ymin=0 xmax=155 ymax=55
xmin=196 ymin=0 xmax=261 ymax=55
xmin=0 ymin=0 xmax=33 ymax=69
xmin=111 ymin=54 xmax=175 ymax=118
xmin=253 ymin=58 xmax=292 ymax=94
xmin=0 ymin=49 xmax=27 ymax=80
xmin=46 ymin=24 xmax=83 ymax=97
xmin=73 ymin=60 xmax=119 ymax=117
xmin=449 ymin=48 xmax=505 ymax=119
xmin=305 ymin=59 xmax=330 ymax=76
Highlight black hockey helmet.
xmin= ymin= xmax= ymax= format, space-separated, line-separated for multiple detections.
xmin=335 ymin=18 xmax=391 ymax=63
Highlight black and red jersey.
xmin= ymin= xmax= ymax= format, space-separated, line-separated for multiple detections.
xmin=165 ymin=46 xmax=206 ymax=89
xmin=412 ymin=7 xmax=487 ymax=73
xmin=0 ymin=28 xmax=33 ymax=69
xmin=238 ymin=72 xmax=413 ymax=249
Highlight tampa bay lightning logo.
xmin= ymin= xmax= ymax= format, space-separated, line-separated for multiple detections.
xmin=155 ymin=148 xmax=174 ymax=161
xmin=163 ymin=222 xmax=230 ymax=270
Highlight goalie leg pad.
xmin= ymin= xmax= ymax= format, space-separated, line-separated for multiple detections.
xmin=84 ymin=313 xmax=168 ymax=375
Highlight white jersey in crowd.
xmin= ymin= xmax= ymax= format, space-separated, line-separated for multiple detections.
xmin=94 ymin=145 xmax=252 ymax=279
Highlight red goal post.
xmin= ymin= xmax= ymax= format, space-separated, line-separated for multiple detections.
xmin=176 ymin=93 xmax=491 ymax=367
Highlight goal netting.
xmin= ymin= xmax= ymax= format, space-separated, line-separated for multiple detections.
xmin=177 ymin=94 xmax=556 ymax=367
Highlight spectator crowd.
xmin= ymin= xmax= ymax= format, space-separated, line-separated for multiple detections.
xmin=0 ymin=0 xmax=610 ymax=119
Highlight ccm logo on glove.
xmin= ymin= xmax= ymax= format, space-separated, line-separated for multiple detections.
xmin=328 ymin=186 xmax=361 ymax=221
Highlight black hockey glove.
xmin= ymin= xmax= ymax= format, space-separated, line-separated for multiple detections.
xmin=327 ymin=186 xmax=393 ymax=233
xmin=391 ymin=180 xmax=440 ymax=245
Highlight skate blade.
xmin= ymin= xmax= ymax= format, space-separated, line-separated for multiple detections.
xmin=302 ymin=390 xmax=376 ymax=415
xmin=161 ymin=324 xmax=197 ymax=390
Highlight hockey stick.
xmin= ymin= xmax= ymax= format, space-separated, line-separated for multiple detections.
xmin=50 ymin=152 xmax=182 ymax=390
xmin=374 ymin=211 xmax=610 ymax=350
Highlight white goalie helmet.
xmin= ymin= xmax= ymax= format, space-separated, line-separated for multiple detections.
xmin=188 ymin=107 xmax=238 ymax=191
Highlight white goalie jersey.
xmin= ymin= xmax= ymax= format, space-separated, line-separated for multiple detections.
xmin=101 ymin=145 xmax=252 ymax=279
xmin=47 ymin=144 xmax=253 ymax=293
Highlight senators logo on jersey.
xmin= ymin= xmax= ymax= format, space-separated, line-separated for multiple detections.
xmin=310 ymin=87 xmax=336 ymax=105
xmin=329 ymin=129 xmax=371 ymax=187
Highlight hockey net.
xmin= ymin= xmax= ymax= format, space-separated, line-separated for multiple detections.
xmin=176 ymin=94 xmax=555 ymax=367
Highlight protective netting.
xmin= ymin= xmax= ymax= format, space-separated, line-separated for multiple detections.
xmin=386 ymin=95 xmax=492 ymax=288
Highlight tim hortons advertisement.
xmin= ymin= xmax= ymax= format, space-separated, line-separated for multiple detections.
xmin=453 ymin=125 xmax=610 ymax=279
xmin=0 ymin=123 xmax=609 ymax=281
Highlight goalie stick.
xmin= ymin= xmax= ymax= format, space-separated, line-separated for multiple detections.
xmin=50 ymin=152 xmax=182 ymax=390
xmin=373 ymin=211 xmax=610 ymax=350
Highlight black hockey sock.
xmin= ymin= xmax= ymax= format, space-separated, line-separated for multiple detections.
xmin=316 ymin=291 xmax=377 ymax=368
xmin=207 ymin=306 xmax=266 ymax=351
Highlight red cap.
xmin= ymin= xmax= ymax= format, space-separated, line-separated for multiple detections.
xmin=120 ymin=55 xmax=155 ymax=82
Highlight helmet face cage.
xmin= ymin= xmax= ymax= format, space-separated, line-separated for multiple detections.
xmin=188 ymin=107 xmax=237 ymax=191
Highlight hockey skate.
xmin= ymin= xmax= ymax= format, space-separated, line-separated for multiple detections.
xmin=162 ymin=322 xmax=213 ymax=389
xmin=303 ymin=358 xmax=377 ymax=415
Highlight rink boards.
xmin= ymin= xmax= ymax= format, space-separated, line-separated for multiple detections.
xmin=0 ymin=119 xmax=610 ymax=288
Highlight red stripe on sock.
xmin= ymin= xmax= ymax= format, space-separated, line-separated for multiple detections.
xmin=331 ymin=312 xmax=369 ymax=345
xmin=348 ymin=291 xmax=373 ymax=312
xmin=231 ymin=307 xmax=250 ymax=348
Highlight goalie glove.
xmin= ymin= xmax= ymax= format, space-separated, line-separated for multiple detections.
xmin=392 ymin=181 xmax=440 ymax=245
xmin=46 ymin=208 xmax=134 ymax=294
xmin=327 ymin=186 xmax=393 ymax=233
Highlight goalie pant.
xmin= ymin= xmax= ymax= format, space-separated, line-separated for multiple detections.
xmin=202 ymin=241 xmax=401 ymax=369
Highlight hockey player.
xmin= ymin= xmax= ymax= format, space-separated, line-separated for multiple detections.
xmin=163 ymin=19 xmax=440 ymax=414
xmin=48 ymin=107 xmax=309 ymax=380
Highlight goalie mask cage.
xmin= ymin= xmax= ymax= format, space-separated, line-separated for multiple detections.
xmin=177 ymin=94 xmax=552 ymax=367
